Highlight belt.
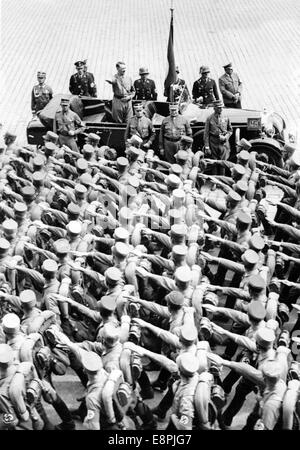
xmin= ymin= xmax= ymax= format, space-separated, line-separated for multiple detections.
xmin=165 ymin=137 xmax=181 ymax=142
xmin=114 ymin=95 xmax=128 ymax=99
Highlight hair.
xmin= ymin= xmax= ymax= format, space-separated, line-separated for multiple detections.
xmin=116 ymin=61 xmax=125 ymax=68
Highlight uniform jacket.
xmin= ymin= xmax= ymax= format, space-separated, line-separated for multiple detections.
xmin=69 ymin=72 xmax=97 ymax=97
xmin=31 ymin=84 xmax=53 ymax=113
xmin=192 ymin=78 xmax=219 ymax=104
xmin=134 ymin=78 xmax=157 ymax=100
xmin=159 ymin=115 xmax=192 ymax=148
xmin=124 ymin=115 xmax=155 ymax=143
xmin=219 ymin=72 xmax=242 ymax=106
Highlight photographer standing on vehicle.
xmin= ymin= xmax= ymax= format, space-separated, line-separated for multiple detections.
xmin=106 ymin=62 xmax=135 ymax=124
xmin=203 ymin=99 xmax=233 ymax=175
xmin=53 ymin=97 xmax=85 ymax=151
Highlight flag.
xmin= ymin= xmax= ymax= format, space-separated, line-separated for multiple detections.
xmin=163 ymin=11 xmax=177 ymax=99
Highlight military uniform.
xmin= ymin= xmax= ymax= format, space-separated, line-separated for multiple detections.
xmin=31 ymin=82 xmax=53 ymax=114
xmin=159 ymin=114 xmax=192 ymax=164
xmin=53 ymin=98 xmax=85 ymax=151
xmin=204 ymin=106 xmax=233 ymax=162
xmin=192 ymin=77 xmax=219 ymax=105
xmin=69 ymin=61 xmax=97 ymax=98
xmin=125 ymin=115 xmax=155 ymax=148
xmin=134 ymin=79 xmax=157 ymax=101
xmin=111 ymin=74 xmax=135 ymax=124
xmin=219 ymin=63 xmax=242 ymax=108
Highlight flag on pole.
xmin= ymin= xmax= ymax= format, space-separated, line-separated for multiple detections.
xmin=163 ymin=9 xmax=177 ymax=99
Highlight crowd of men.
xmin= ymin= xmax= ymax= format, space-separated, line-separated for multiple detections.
xmin=0 ymin=58 xmax=299 ymax=431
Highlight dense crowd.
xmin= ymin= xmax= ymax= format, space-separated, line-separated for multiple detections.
xmin=0 ymin=60 xmax=300 ymax=431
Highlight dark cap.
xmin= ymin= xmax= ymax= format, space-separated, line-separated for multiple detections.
xmin=200 ymin=66 xmax=210 ymax=74
xmin=37 ymin=71 xmax=46 ymax=77
xmin=223 ymin=62 xmax=232 ymax=69
xmin=60 ymin=97 xmax=70 ymax=105
xmin=166 ymin=291 xmax=185 ymax=306
xmin=99 ymin=295 xmax=116 ymax=312
xmin=139 ymin=67 xmax=149 ymax=75
xmin=74 ymin=61 xmax=84 ymax=68
xmin=248 ymin=274 xmax=266 ymax=292
xmin=248 ymin=301 xmax=266 ymax=321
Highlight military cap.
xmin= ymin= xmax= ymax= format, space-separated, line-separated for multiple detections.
xmin=82 ymin=145 xmax=93 ymax=156
xmin=176 ymin=150 xmax=189 ymax=162
xmin=166 ymin=174 xmax=181 ymax=189
xmin=226 ymin=190 xmax=241 ymax=203
xmin=232 ymin=164 xmax=246 ymax=177
xmin=290 ymin=151 xmax=300 ymax=167
xmin=67 ymin=203 xmax=81 ymax=217
xmin=43 ymin=131 xmax=59 ymax=143
xmin=249 ymin=233 xmax=265 ymax=252
xmin=37 ymin=71 xmax=46 ymax=77
xmin=14 ymin=202 xmax=27 ymax=215
xmin=53 ymin=239 xmax=70 ymax=255
xmin=241 ymin=249 xmax=259 ymax=266
xmin=236 ymin=211 xmax=252 ymax=225
xmin=261 ymin=360 xmax=281 ymax=379
xmin=113 ymin=242 xmax=130 ymax=258
xmin=76 ymin=158 xmax=88 ymax=172
xmin=165 ymin=291 xmax=185 ymax=306
xmin=128 ymin=135 xmax=143 ymax=146
xmin=2 ymin=313 xmax=20 ymax=334
xmin=0 ymin=344 xmax=14 ymax=365
xmin=127 ymin=175 xmax=140 ymax=189
xmin=87 ymin=133 xmax=100 ymax=142
xmin=234 ymin=180 xmax=248 ymax=195
xmin=79 ymin=173 xmax=93 ymax=186
xmin=133 ymin=103 xmax=144 ymax=111
xmin=237 ymin=138 xmax=252 ymax=150
xmin=19 ymin=289 xmax=36 ymax=306
xmin=256 ymin=328 xmax=275 ymax=348
xmin=127 ymin=146 xmax=140 ymax=158
xmin=172 ymin=245 xmax=188 ymax=257
xmin=213 ymin=100 xmax=224 ymax=108
xmin=33 ymin=156 xmax=45 ymax=170
xmin=66 ymin=220 xmax=82 ymax=235
xmin=117 ymin=157 xmax=129 ymax=168
xmin=113 ymin=227 xmax=129 ymax=242
xmin=2 ymin=219 xmax=18 ymax=235
xmin=139 ymin=67 xmax=149 ymax=75
xmin=102 ymin=323 xmax=120 ymax=347
xmin=171 ymin=223 xmax=188 ymax=238
xmin=172 ymin=188 xmax=185 ymax=201
xmin=177 ymin=353 xmax=199 ymax=377
xmin=105 ymin=267 xmax=122 ymax=284
xmin=248 ymin=274 xmax=266 ymax=292
xmin=238 ymin=150 xmax=250 ymax=163
xmin=0 ymin=238 xmax=10 ymax=254
xmin=200 ymin=66 xmax=210 ymax=74
xmin=170 ymin=164 xmax=183 ymax=176
xmin=74 ymin=61 xmax=84 ymax=68
xmin=223 ymin=62 xmax=232 ymax=69
xmin=60 ymin=97 xmax=70 ymax=105
xmin=32 ymin=171 xmax=44 ymax=184
xmin=82 ymin=351 xmax=103 ymax=373
xmin=42 ymin=259 xmax=58 ymax=274
xmin=4 ymin=131 xmax=17 ymax=140
xmin=74 ymin=184 xmax=87 ymax=196
xmin=175 ymin=266 xmax=192 ymax=284
xmin=99 ymin=295 xmax=116 ymax=312
xmin=119 ymin=207 xmax=133 ymax=222
xmin=21 ymin=185 xmax=35 ymax=201
xmin=44 ymin=141 xmax=58 ymax=152
xmin=180 ymin=326 xmax=198 ymax=343
xmin=169 ymin=102 xmax=179 ymax=109
xmin=248 ymin=301 xmax=266 ymax=321
xmin=203 ymin=292 xmax=219 ymax=307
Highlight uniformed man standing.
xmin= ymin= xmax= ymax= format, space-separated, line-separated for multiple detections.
xmin=204 ymin=100 xmax=233 ymax=174
xmin=31 ymin=71 xmax=53 ymax=116
xmin=159 ymin=103 xmax=192 ymax=164
xmin=192 ymin=66 xmax=219 ymax=106
xmin=219 ymin=63 xmax=243 ymax=109
xmin=124 ymin=103 xmax=155 ymax=150
xmin=165 ymin=66 xmax=189 ymax=103
xmin=106 ymin=62 xmax=135 ymax=124
xmin=53 ymin=97 xmax=85 ymax=151
xmin=69 ymin=61 xmax=97 ymax=97
xmin=134 ymin=68 xmax=157 ymax=102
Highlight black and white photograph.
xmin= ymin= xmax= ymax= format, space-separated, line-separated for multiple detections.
xmin=1 ymin=0 xmax=300 ymax=434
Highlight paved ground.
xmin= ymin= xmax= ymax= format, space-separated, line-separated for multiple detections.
xmin=2 ymin=0 xmax=300 ymax=431
xmin=2 ymin=0 xmax=300 ymax=142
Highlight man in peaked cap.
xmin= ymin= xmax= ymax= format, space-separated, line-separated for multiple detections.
xmin=69 ymin=61 xmax=97 ymax=97
xmin=219 ymin=63 xmax=243 ymax=108
xmin=43 ymin=130 xmax=59 ymax=144
xmin=159 ymin=103 xmax=192 ymax=164
xmin=192 ymin=65 xmax=219 ymax=105
xmin=134 ymin=67 xmax=157 ymax=101
xmin=31 ymin=71 xmax=53 ymax=115
xmin=204 ymin=99 xmax=233 ymax=174
xmin=53 ymin=97 xmax=85 ymax=152
xmin=124 ymin=102 xmax=155 ymax=150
